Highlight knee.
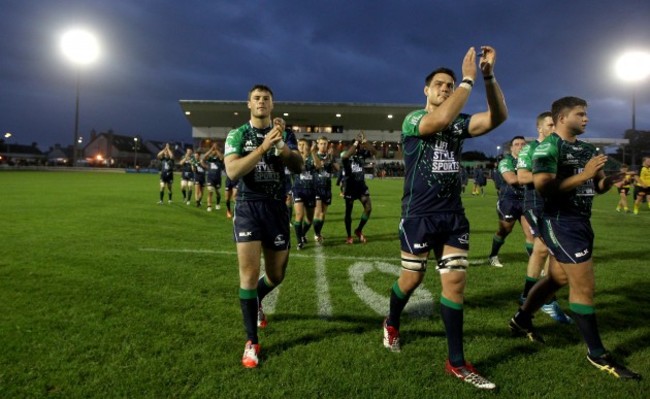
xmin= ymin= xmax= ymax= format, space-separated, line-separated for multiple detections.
xmin=398 ymin=272 xmax=424 ymax=294
xmin=441 ymin=277 xmax=466 ymax=301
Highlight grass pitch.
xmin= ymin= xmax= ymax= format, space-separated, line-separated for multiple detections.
xmin=0 ymin=170 xmax=648 ymax=398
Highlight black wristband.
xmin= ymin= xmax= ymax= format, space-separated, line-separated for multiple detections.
xmin=483 ymin=75 xmax=494 ymax=80
xmin=461 ymin=78 xmax=474 ymax=88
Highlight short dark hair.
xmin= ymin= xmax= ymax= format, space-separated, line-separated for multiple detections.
xmin=425 ymin=67 xmax=456 ymax=85
xmin=551 ymin=97 xmax=587 ymax=124
xmin=248 ymin=84 xmax=274 ymax=99
xmin=510 ymin=136 xmax=526 ymax=145
xmin=536 ymin=111 xmax=552 ymax=127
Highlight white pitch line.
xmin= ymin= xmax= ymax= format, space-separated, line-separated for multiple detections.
xmin=259 ymin=256 xmax=279 ymax=315
xmin=140 ymin=247 xmax=395 ymax=262
xmin=314 ymin=245 xmax=332 ymax=318
xmin=139 ymin=247 xmax=487 ymax=265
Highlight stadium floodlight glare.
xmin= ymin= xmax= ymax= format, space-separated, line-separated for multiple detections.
xmin=61 ymin=29 xmax=100 ymax=65
xmin=61 ymin=28 xmax=100 ymax=166
xmin=615 ymin=50 xmax=650 ymax=131
xmin=615 ymin=51 xmax=650 ymax=82
xmin=4 ymin=132 xmax=12 ymax=157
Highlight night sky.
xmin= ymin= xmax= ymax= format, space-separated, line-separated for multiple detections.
xmin=1 ymin=0 xmax=649 ymax=153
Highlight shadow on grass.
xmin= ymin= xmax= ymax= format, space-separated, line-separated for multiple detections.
xmin=256 ymin=281 xmax=649 ymax=367
xmin=260 ymin=313 xmax=382 ymax=357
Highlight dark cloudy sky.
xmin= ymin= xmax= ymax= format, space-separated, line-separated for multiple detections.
xmin=1 ymin=1 xmax=649 ymax=153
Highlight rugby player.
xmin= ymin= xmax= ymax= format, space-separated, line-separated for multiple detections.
xmin=341 ymin=131 xmax=376 ymax=244
xmin=291 ymin=139 xmax=322 ymax=249
xmin=487 ymin=136 xmax=530 ymax=267
xmin=633 ymin=156 xmax=650 ymax=214
xmin=516 ymin=112 xmax=572 ymax=323
xmin=614 ymin=164 xmax=633 ymax=212
xmin=224 ymin=84 xmax=302 ymax=368
xmin=509 ymin=96 xmax=640 ymax=380
xmin=384 ymin=46 xmax=507 ymax=390
xmin=203 ymin=143 xmax=225 ymax=212
xmin=191 ymin=149 xmax=207 ymax=208
xmin=224 ymin=176 xmax=239 ymax=218
xmin=313 ymin=136 xmax=338 ymax=244
xmin=179 ymin=147 xmax=194 ymax=205
xmin=157 ymin=143 xmax=174 ymax=204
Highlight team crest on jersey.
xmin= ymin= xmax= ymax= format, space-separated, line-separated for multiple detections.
xmin=244 ymin=140 xmax=256 ymax=152
xmin=451 ymin=120 xmax=463 ymax=133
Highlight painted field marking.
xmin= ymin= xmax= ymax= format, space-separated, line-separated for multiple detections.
xmin=314 ymin=244 xmax=332 ymax=318
xmin=349 ymin=261 xmax=434 ymax=317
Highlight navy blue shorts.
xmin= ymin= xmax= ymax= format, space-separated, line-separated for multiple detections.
xmin=292 ymin=188 xmax=316 ymax=208
xmin=206 ymin=174 xmax=221 ymax=188
xmin=344 ymin=183 xmax=369 ymax=201
xmin=523 ymin=208 xmax=542 ymax=237
xmin=181 ymin=171 xmax=194 ymax=181
xmin=194 ymin=172 xmax=205 ymax=187
xmin=225 ymin=177 xmax=239 ymax=191
xmin=160 ymin=172 xmax=173 ymax=184
xmin=315 ymin=188 xmax=332 ymax=206
xmin=233 ymin=200 xmax=291 ymax=250
xmin=399 ymin=213 xmax=470 ymax=255
xmin=540 ymin=217 xmax=593 ymax=264
xmin=497 ymin=198 xmax=523 ymax=222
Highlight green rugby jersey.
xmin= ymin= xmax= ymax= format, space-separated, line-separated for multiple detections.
xmin=533 ymin=133 xmax=598 ymax=218
xmin=292 ymin=154 xmax=317 ymax=191
xmin=497 ymin=153 xmax=524 ymax=201
xmin=341 ymin=148 xmax=371 ymax=186
xmin=224 ymin=122 xmax=298 ymax=201
xmin=205 ymin=155 xmax=224 ymax=177
xmin=160 ymin=156 xmax=174 ymax=175
xmin=314 ymin=152 xmax=335 ymax=190
xmin=401 ymin=109 xmax=471 ymax=217
xmin=190 ymin=155 xmax=205 ymax=175
xmin=517 ymin=140 xmax=544 ymax=212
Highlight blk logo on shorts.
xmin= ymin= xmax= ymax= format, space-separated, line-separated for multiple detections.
xmin=575 ymin=248 xmax=589 ymax=258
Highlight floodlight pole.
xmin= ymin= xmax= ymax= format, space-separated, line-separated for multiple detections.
xmin=632 ymin=87 xmax=636 ymax=131
xmin=73 ymin=69 xmax=80 ymax=166
xmin=133 ymin=137 xmax=139 ymax=168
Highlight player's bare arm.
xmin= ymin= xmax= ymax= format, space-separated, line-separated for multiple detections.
xmin=469 ymin=46 xmax=508 ymax=136
xmin=501 ymin=170 xmax=519 ymax=186
xmin=467 ymin=46 xmax=508 ymax=137
xmin=517 ymin=169 xmax=533 ymax=185
xmin=596 ymin=170 xmax=625 ymax=193
xmin=225 ymin=132 xmax=280 ymax=180
xmin=341 ymin=132 xmax=364 ymax=160
xmin=534 ymin=155 xmax=607 ymax=196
